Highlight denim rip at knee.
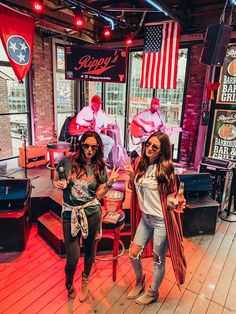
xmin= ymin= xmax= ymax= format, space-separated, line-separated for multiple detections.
xmin=129 ymin=213 xmax=168 ymax=288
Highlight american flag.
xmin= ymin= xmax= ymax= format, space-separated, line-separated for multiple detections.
xmin=140 ymin=21 xmax=180 ymax=89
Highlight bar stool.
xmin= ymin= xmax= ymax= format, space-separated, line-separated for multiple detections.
xmin=47 ymin=142 xmax=70 ymax=180
xmin=95 ymin=209 xmax=125 ymax=282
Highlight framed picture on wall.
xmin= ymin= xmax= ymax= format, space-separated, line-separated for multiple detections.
xmin=217 ymin=44 xmax=236 ymax=104
xmin=209 ymin=109 xmax=236 ymax=159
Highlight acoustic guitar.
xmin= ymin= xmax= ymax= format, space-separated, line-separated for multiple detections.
xmin=73 ymin=118 xmax=109 ymax=135
xmin=130 ymin=119 xmax=182 ymax=138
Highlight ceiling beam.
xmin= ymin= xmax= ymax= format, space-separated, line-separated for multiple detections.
xmin=146 ymin=0 xmax=189 ymax=27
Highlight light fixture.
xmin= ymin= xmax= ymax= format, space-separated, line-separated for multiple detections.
xmin=125 ymin=36 xmax=133 ymax=46
xmin=146 ymin=0 xmax=168 ymax=16
xmin=32 ymin=0 xmax=44 ymax=14
xmin=102 ymin=27 xmax=112 ymax=40
xmin=74 ymin=12 xmax=85 ymax=30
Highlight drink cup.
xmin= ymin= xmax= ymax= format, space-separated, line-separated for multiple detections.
xmin=176 ymin=182 xmax=185 ymax=213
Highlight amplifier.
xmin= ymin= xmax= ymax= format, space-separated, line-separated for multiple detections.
xmin=179 ymin=173 xmax=213 ymax=197
xmin=200 ymin=157 xmax=235 ymax=211
xmin=0 ymin=204 xmax=31 ymax=251
xmin=0 ymin=179 xmax=32 ymax=211
xmin=19 ymin=145 xmax=48 ymax=168
xmin=182 ymin=196 xmax=219 ymax=237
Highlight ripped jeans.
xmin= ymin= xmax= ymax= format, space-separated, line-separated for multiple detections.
xmin=130 ymin=213 xmax=168 ymax=292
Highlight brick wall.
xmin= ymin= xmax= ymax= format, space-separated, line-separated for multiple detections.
xmin=31 ymin=32 xmax=54 ymax=145
xmin=179 ymin=44 xmax=206 ymax=166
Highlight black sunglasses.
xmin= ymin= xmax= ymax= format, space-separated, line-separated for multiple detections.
xmin=145 ymin=141 xmax=160 ymax=152
xmin=82 ymin=143 xmax=99 ymax=151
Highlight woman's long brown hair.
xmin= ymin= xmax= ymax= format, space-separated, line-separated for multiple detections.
xmin=136 ymin=132 xmax=176 ymax=195
xmin=70 ymin=131 xmax=106 ymax=182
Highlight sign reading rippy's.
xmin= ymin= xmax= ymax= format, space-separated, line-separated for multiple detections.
xmin=65 ymin=46 xmax=127 ymax=83
xmin=209 ymin=109 xmax=236 ymax=160
xmin=217 ymin=44 xmax=236 ymax=104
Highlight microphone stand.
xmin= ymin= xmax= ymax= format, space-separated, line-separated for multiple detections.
xmin=20 ymin=129 xmax=38 ymax=188
xmin=21 ymin=129 xmax=28 ymax=179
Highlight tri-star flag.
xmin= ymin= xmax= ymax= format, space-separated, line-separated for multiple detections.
xmin=0 ymin=3 xmax=35 ymax=81
xmin=140 ymin=21 xmax=180 ymax=89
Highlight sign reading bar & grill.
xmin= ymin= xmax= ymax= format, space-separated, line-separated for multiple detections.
xmin=65 ymin=46 xmax=127 ymax=83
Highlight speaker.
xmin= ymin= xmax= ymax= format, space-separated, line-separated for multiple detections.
xmin=200 ymin=24 xmax=232 ymax=66
xmin=182 ymin=196 xmax=219 ymax=237
xmin=179 ymin=173 xmax=213 ymax=198
xmin=0 ymin=204 xmax=31 ymax=251
xmin=0 ymin=179 xmax=32 ymax=251
xmin=0 ymin=178 xmax=32 ymax=211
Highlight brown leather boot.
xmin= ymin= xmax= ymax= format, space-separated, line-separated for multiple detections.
xmin=67 ymin=285 xmax=77 ymax=299
xmin=135 ymin=287 xmax=159 ymax=305
xmin=79 ymin=274 xmax=89 ymax=302
xmin=127 ymin=274 xmax=146 ymax=299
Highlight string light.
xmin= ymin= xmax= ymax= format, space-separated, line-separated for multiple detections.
xmin=125 ymin=37 xmax=133 ymax=46
xmin=32 ymin=0 xmax=44 ymax=14
xmin=102 ymin=27 xmax=112 ymax=40
xmin=74 ymin=13 xmax=85 ymax=30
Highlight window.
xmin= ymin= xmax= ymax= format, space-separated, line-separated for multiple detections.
xmin=0 ymin=42 xmax=29 ymax=160
xmin=83 ymin=81 xmax=102 ymax=106
xmin=155 ymin=49 xmax=188 ymax=159
xmin=55 ymin=45 xmax=77 ymax=137
xmin=127 ymin=49 xmax=188 ymax=159
xmin=104 ymin=83 xmax=126 ymax=145
xmin=128 ymin=51 xmax=153 ymax=153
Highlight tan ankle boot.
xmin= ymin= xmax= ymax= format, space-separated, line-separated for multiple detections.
xmin=67 ymin=285 xmax=77 ymax=299
xmin=79 ymin=275 xmax=89 ymax=302
xmin=135 ymin=287 xmax=159 ymax=305
xmin=127 ymin=274 xmax=146 ymax=299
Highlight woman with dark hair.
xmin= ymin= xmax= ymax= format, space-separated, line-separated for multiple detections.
xmin=53 ymin=131 xmax=119 ymax=302
xmin=124 ymin=131 xmax=186 ymax=305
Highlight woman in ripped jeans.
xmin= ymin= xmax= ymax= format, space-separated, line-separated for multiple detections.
xmin=124 ymin=131 xmax=187 ymax=305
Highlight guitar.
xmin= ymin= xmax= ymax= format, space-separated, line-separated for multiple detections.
xmin=75 ymin=119 xmax=109 ymax=134
xmin=130 ymin=119 xmax=182 ymax=138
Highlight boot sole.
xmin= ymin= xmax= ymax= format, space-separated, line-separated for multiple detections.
xmin=135 ymin=296 xmax=158 ymax=305
xmin=79 ymin=290 xmax=90 ymax=302
xmin=127 ymin=283 xmax=146 ymax=300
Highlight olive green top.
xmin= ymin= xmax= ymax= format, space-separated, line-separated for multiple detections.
xmin=56 ymin=156 xmax=107 ymax=218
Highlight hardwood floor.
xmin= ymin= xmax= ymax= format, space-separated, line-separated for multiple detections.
xmin=1 ymin=220 xmax=236 ymax=313
xmin=1 ymin=166 xmax=236 ymax=313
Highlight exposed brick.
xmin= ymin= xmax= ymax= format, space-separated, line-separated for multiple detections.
xmin=179 ymin=44 xmax=206 ymax=166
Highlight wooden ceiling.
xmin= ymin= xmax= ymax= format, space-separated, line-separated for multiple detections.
xmin=3 ymin=0 xmax=236 ymax=44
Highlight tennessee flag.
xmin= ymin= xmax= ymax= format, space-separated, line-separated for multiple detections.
xmin=0 ymin=3 xmax=35 ymax=81
xmin=140 ymin=21 xmax=180 ymax=89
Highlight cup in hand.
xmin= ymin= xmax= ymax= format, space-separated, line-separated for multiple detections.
xmin=176 ymin=182 xmax=185 ymax=213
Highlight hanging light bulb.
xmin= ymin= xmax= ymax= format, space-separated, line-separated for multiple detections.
xmin=32 ymin=0 xmax=44 ymax=14
xmin=102 ymin=27 xmax=112 ymax=40
xmin=74 ymin=12 xmax=85 ymax=30
xmin=125 ymin=36 xmax=133 ymax=46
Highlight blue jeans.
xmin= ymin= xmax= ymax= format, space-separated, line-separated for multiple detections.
xmin=131 ymin=213 xmax=168 ymax=291
xmin=100 ymin=133 xmax=114 ymax=160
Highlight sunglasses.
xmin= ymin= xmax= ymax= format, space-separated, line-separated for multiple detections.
xmin=82 ymin=143 xmax=99 ymax=151
xmin=145 ymin=141 xmax=160 ymax=152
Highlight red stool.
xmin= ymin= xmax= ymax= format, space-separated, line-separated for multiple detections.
xmin=95 ymin=209 xmax=125 ymax=282
xmin=47 ymin=142 xmax=70 ymax=180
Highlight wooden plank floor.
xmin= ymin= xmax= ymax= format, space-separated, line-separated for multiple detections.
xmin=1 ymin=166 xmax=236 ymax=313
xmin=1 ymin=219 xmax=236 ymax=314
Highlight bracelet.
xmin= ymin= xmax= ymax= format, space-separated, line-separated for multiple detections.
xmin=105 ymin=182 xmax=112 ymax=189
